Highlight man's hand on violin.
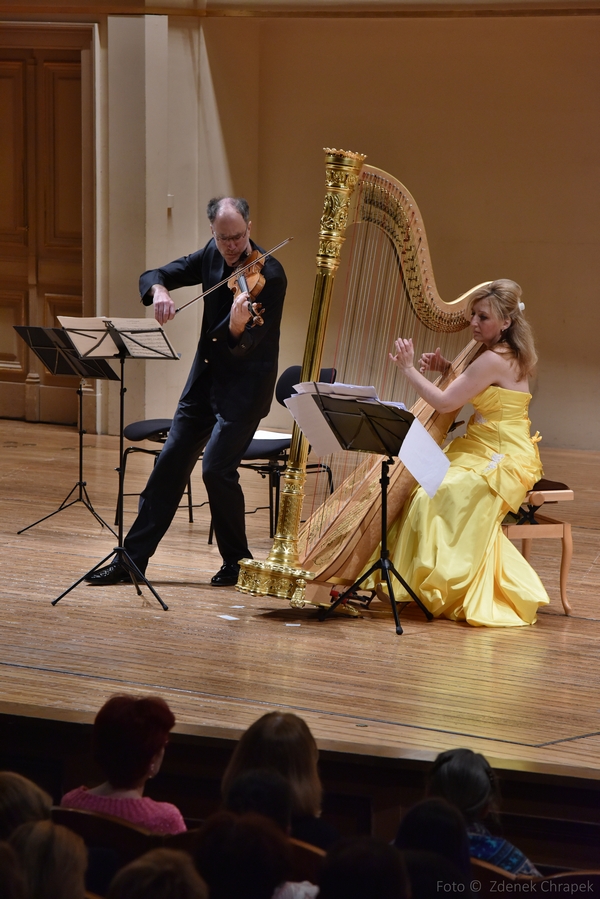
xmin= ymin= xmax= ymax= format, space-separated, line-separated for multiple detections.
xmin=152 ymin=285 xmax=176 ymax=325
xmin=229 ymin=290 xmax=253 ymax=339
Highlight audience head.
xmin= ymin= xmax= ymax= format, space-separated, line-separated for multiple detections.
xmin=0 ymin=842 xmax=26 ymax=899
xmin=9 ymin=820 xmax=87 ymax=899
xmin=428 ymin=748 xmax=499 ymax=825
xmin=93 ymin=694 xmax=175 ymax=789
xmin=107 ymin=848 xmax=208 ymax=899
xmin=394 ymin=797 xmax=471 ymax=877
xmin=223 ymin=769 xmax=293 ymax=833
xmin=318 ymin=836 xmax=409 ymax=899
xmin=222 ymin=712 xmax=321 ymax=817
xmin=192 ymin=811 xmax=291 ymax=899
xmin=403 ymin=850 xmax=472 ymax=899
xmin=0 ymin=772 xmax=52 ymax=841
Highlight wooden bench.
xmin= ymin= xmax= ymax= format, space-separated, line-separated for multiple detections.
xmin=502 ymin=478 xmax=574 ymax=615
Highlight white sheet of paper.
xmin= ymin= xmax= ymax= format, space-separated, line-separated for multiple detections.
xmin=284 ymin=393 xmax=342 ymax=456
xmin=253 ymin=429 xmax=292 ymax=440
xmin=293 ymin=381 xmax=378 ymax=400
xmin=399 ymin=418 xmax=450 ymax=498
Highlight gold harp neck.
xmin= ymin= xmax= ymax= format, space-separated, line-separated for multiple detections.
xmin=317 ymin=149 xmax=367 ymax=275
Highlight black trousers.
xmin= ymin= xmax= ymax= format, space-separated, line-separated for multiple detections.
xmin=124 ymin=370 xmax=259 ymax=571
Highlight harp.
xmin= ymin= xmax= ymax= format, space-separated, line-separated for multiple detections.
xmin=238 ymin=149 xmax=487 ymax=607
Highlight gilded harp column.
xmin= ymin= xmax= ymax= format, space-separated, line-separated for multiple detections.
xmin=237 ymin=149 xmax=366 ymax=602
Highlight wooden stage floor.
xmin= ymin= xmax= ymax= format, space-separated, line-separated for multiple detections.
xmin=2 ymin=418 xmax=600 ymax=781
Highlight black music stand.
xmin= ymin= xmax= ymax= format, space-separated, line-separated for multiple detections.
xmin=14 ymin=326 xmax=119 ymax=536
xmin=310 ymin=392 xmax=434 ymax=635
xmin=51 ymin=317 xmax=179 ymax=611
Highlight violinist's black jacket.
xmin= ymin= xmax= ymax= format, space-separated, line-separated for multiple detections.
xmin=140 ymin=238 xmax=286 ymax=422
xmin=122 ymin=237 xmax=287 ymax=571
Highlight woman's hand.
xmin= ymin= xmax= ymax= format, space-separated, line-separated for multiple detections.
xmin=418 ymin=347 xmax=451 ymax=374
xmin=389 ymin=337 xmax=415 ymax=371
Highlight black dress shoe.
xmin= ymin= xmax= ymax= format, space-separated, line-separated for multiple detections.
xmin=210 ymin=562 xmax=240 ymax=587
xmin=85 ymin=561 xmax=133 ymax=585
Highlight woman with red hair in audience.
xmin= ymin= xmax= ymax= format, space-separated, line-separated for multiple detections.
xmin=61 ymin=694 xmax=185 ymax=834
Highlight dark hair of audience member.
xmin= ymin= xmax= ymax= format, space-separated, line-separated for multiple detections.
xmin=107 ymin=848 xmax=208 ymax=899
xmin=394 ymin=797 xmax=471 ymax=877
xmin=0 ymin=841 xmax=26 ymax=899
xmin=403 ymin=850 xmax=472 ymax=899
xmin=93 ymin=694 xmax=175 ymax=789
xmin=427 ymin=748 xmax=500 ymax=825
xmin=192 ymin=811 xmax=291 ymax=899
xmin=0 ymin=772 xmax=52 ymax=841
xmin=9 ymin=820 xmax=87 ymax=899
xmin=318 ymin=836 xmax=409 ymax=899
xmin=223 ymin=768 xmax=293 ymax=833
xmin=221 ymin=712 xmax=321 ymax=817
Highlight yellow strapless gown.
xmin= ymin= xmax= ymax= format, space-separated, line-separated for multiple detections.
xmin=370 ymin=385 xmax=550 ymax=627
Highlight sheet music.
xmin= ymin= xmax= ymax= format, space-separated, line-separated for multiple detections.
xmin=293 ymin=381 xmax=406 ymax=410
xmin=287 ymin=382 xmax=448 ymax=497
xmin=58 ymin=316 xmax=179 ymax=360
xmin=57 ymin=317 xmax=119 ymax=357
xmin=294 ymin=381 xmax=378 ymax=400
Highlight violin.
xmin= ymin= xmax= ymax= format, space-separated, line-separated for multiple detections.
xmin=227 ymin=250 xmax=265 ymax=328
xmin=174 ymin=237 xmax=292 ymax=316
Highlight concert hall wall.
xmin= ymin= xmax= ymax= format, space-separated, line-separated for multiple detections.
xmin=0 ymin=10 xmax=597 ymax=449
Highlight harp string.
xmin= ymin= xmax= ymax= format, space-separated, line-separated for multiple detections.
xmin=300 ymin=165 xmax=473 ymax=560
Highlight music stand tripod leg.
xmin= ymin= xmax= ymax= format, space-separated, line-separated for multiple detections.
xmin=318 ymin=557 xmax=406 ymax=635
xmin=52 ymin=352 xmax=168 ymax=611
xmin=51 ymin=550 xmax=116 ymax=605
xmin=17 ymin=381 xmax=117 ymax=537
xmin=51 ymin=548 xmax=168 ymax=611
xmin=318 ymin=457 xmax=433 ymax=635
xmin=386 ymin=560 xmax=434 ymax=622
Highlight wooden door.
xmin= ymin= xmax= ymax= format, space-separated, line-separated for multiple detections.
xmin=0 ymin=43 xmax=84 ymax=424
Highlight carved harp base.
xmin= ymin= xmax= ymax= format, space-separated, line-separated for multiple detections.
xmin=236 ymin=559 xmax=362 ymax=618
xmin=237 ymin=558 xmax=316 ymax=606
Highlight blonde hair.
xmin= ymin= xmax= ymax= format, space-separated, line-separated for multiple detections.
xmin=221 ymin=712 xmax=322 ymax=817
xmin=9 ymin=820 xmax=87 ymax=899
xmin=467 ymin=279 xmax=537 ymax=379
xmin=0 ymin=773 xmax=52 ymax=841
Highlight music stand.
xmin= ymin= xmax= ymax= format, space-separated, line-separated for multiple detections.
xmin=51 ymin=317 xmax=180 ymax=611
xmin=310 ymin=391 xmax=434 ymax=635
xmin=14 ymin=326 xmax=119 ymax=536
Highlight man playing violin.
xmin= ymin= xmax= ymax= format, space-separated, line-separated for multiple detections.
xmin=87 ymin=196 xmax=287 ymax=588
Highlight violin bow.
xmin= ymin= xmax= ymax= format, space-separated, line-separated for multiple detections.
xmin=174 ymin=236 xmax=293 ymax=315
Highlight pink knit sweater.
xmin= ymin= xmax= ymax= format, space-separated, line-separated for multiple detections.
xmin=61 ymin=786 xmax=186 ymax=835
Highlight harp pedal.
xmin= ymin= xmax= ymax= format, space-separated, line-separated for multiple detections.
xmin=325 ymin=586 xmax=378 ymax=615
xmin=317 ymin=599 xmax=361 ymax=619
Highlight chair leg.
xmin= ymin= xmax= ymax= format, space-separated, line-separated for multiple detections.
xmin=186 ymin=477 xmax=194 ymax=523
xmin=208 ymin=519 xmax=214 ymax=545
xmin=560 ymin=522 xmax=573 ymax=616
xmin=521 ymin=538 xmax=532 ymax=563
xmin=306 ymin=462 xmax=335 ymax=495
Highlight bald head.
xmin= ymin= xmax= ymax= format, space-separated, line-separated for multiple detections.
xmin=208 ymin=197 xmax=252 ymax=266
xmin=207 ymin=197 xmax=250 ymax=225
